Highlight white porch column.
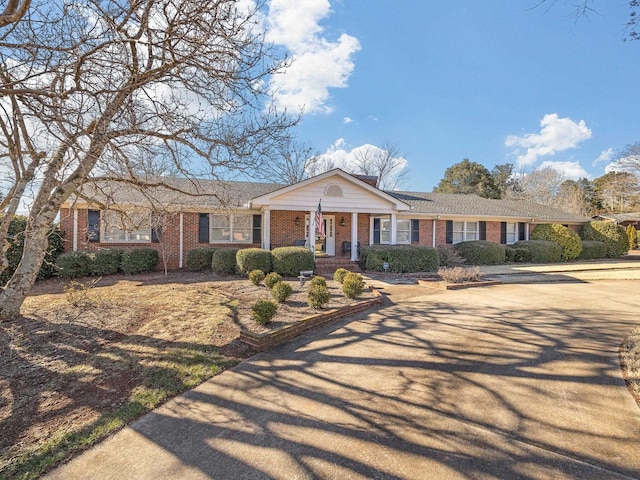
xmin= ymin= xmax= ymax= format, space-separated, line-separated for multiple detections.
xmin=390 ymin=212 xmax=397 ymax=245
xmin=350 ymin=212 xmax=358 ymax=261
xmin=309 ymin=210 xmax=316 ymax=253
xmin=263 ymin=209 xmax=271 ymax=250
xmin=72 ymin=209 xmax=78 ymax=252
xmin=179 ymin=213 xmax=184 ymax=268
xmin=526 ymin=222 xmax=530 ymax=241
xmin=432 ymin=219 xmax=437 ymax=248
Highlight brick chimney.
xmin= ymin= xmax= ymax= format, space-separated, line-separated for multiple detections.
xmin=352 ymin=174 xmax=378 ymax=188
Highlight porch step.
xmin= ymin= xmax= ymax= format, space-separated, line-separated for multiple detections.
xmin=314 ymin=257 xmax=361 ymax=275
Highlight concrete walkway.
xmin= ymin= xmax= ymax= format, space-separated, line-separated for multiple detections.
xmin=46 ymin=271 xmax=640 ymax=479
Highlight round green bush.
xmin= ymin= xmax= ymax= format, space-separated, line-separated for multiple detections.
xmin=530 ymin=224 xmax=582 ymax=261
xmin=56 ymin=251 xmax=93 ymax=278
xmin=309 ymin=275 xmax=327 ymax=287
xmin=626 ymin=225 xmax=638 ymax=250
xmin=580 ymin=221 xmax=629 ymax=258
xmin=90 ymin=249 xmax=124 ymax=275
xmin=248 ymin=269 xmax=265 ymax=286
xmin=236 ymin=248 xmax=272 ymax=274
xmin=342 ymin=272 xmax=364 ymax=299
xmin=333 ymin=268 xmax=349 ymax=284
xmin=211 ymin=248 xmax=239 ymax=274
xmin=453 ymin=240 xmax=506 ymax=265
xmin=271 ymin=246 xmax=314 ymax=276
xmin=264 ymin=272 xmax=282 ymax=289
xmin=512 ymin=240 xmax=562 ymax=263
xmin=186 ymin=247 xmax=216 ymax=271
xmin=120 ymin=248 xmax=158 ymax=274
xmin=578 ymin=240 xmax=607 ymax=260
xmin=271 ymin=281 xmax=293 ymax=303
xmin=359 ymin=245 xmax=439 ymax=272
xmin=250 ymin=299 xmax=278 ymax=325
xmin=308 ymin=283 xmax=330 ymax=309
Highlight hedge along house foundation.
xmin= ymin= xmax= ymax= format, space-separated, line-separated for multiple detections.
xmin=59 ymin=169 xmax=590 ymax=270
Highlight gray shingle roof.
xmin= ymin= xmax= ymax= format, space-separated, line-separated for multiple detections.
xmin=71 ymin=177 xmax=284 ymax=209
xmin=594 ymin=212 xmax=640 ymax=223
xmin=387 ymin=191 xmax=590 ymax=222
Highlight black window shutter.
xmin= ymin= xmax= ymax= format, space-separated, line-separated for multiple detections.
xmin=500 ymin=222 xmax=507 ymax=244
xmin=411 ymin=219 xmax=419 ymax=244
xmin=88 ymin=210 xmax=100 ymax=242
xmin=479 ymin=221 xmax=487 ymax=241
xmin=151 ymin=227 xmax=161 ymax=243
xmin=518 ymin=222 xmax=526 ymax=241
xmin=373 ymin=218 xmax=381 ymax=244
xmin=446 ymin=220 xmax=453 ymax=244
xmin=252 ymin=214 xmax=262 ymax=244
xmin=198 ymin=213 xmax=210 ymax=243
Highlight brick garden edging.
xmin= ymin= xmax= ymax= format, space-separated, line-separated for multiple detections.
xmin=239 ymin=288 xmax=384 ymax=352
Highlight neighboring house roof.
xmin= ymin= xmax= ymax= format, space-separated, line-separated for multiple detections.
xmin=593 ymin=212 xmax=640 ymax=223
xmin=388 ymin=191 xmax=590 ymax=223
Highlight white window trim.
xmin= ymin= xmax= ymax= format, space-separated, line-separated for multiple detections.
xmin=505 ymin=222 xmax=518 ymax=245
xmin=101 ymin=210 xmax=152 ymax=244
xmin=396 ymin=218 xmax=411 ymax=245
xmin=209 ymin=213 xmax=253 ymax=244
xmin=452 ymin=220 xmax=479 ymax=244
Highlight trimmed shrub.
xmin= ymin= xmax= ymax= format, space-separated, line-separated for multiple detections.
xmin=580 ymin=221 xmax=629 ymax=258
xmin=333 ymin=268 xmax=349 ymax=284
xmin=248 ymin=269 xmax=265 ymax=286
xmin=578 ymin=240 xmax=607 ymax=260
xmin=309 ymin=275 xmax=327 ymax=287
xmin=453 ymin=241 xmax=505 ymax=265
xmin=236 ymin=248 xmax=272 ymax=274
xmin=530 ymin=224 xmax=582 ymax=261
xmin=438 ymin=266 xmax=483 ymax=283
xmin=437 ymin=245 xmax=466 ymax=267
xmin=57 ymin=252 xmax=93 ymax=278
xmin=250 ymin=299 xmax=278 ymax=325
xmin=271 ymin=246 xmax=314 ymax=276
xmin=211 ymin=248 xmax=239 ymax=275
xmin=359 ymin=245 xmax=439 ymax=273
xmin=264 ymin=272 xmax=282 ymax=289
xmin=342 ymin=272 xmax=364 ymax=299
xmin=0 ymin=215 xmax=64 ymax=285
xmin=505 ymin=246 xmax=532 ymax=263
xmin=90 ymin=249 xmax=124 ymax=276
xmin=512 ymin=240 xmax=562 ymax=263
xmin=627 ymin=225 xmax=638 ymax=250
xmin=186 ymin=247 xmax=216 ymax=271
xmin=308 ymin=283 xmax=330 ymax=309
xmin=121 ymin=248 xmax=158 ymax=274
xmin=271 ymin=281 xmax=293 ymax=303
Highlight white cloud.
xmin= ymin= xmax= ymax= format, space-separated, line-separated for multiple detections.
xmin=319 ymin=140 xmax=408 ymax=173
xmin=343 ymin=116 xmax=353 ymax=124
xmin=266 ymin=0 xmax=361 ymax=114
xmin=593 ymin=148 xmax=614 ymax=165
xmin=505 ymin=114 xmax=592 ymax=167
xmin=538 ymin=160 xmax=590 ymax=180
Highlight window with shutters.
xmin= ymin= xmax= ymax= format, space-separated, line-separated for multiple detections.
xmin=396 ymin=219 xmax=411 ymax=244
xmin=453 ymin=221 xmax=479 ymax=244
xmin=506 ymin=222 xmax=517 ymax=244
xmin=210 ymin=214 xmax=252 ymax=243
xmin=102 ymin=210 xmax=151 ymax=243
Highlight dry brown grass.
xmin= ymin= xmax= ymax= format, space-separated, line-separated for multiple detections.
xmin=620 ymin=327 xmax=640 ymax=409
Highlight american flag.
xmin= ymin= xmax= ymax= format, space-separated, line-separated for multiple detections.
xmin=315 ymin=200 xmax=325 ymax=239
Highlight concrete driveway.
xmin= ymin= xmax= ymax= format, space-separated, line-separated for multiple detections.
xmin=47 ymin=280 xmax=640 ymax=479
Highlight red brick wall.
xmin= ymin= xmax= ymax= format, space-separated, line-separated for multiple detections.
xmin=270 ymin=210 xmax=307 ymax=249
xmin=61 ymin=208 xmax=260 ymax=270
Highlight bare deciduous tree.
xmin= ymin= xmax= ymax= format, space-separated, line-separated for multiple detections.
xmin=506 ymin=167 xmax=565 ymax=206
xmin=0 ymin=0 xmax=297 ymax=320
xmin=262 ymin=138 xmax=320 ymax=185
xmin=350 ymin=142 xmax=408 ymax=190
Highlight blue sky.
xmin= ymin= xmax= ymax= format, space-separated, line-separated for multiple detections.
xmin=264 ymin=0 xmax=640 ymax=191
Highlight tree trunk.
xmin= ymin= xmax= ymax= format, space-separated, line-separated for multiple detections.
xmin=0 ymin=206 xmax=57 ymax=320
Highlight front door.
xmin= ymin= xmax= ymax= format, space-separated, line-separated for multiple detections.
xmin=305 ymin=214 xmax=336 ymax=256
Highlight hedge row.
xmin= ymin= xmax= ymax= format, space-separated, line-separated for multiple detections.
xmin=56 ymin=248 xmax=159 ymax=278
xmin=359 ymin=245 xmax=439 ymax=273
xmin=209 ymin=246 xmax=314 ymax=277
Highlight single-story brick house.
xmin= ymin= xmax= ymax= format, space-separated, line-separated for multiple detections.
xmin=592 ymin=212 xmax=640 ymax=229
xmin=59 ymin=169 xmax=590 ymax=269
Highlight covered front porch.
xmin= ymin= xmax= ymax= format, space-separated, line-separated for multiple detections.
xmin=249 ymin=169 xmax=412 ymax=262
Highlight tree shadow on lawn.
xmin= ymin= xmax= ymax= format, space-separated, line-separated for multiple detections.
xmin=89 ymin=284 xmax=640 ymax=479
